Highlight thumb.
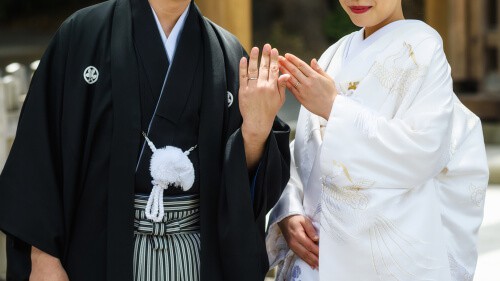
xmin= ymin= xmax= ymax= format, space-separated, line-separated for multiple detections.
xmin=311 ymin=59 xmax=327 ymax=77
xmin=301 ymin=217 xmax=319 ymax=242
xmin=278 ymin=74 xmax=290 ymax=102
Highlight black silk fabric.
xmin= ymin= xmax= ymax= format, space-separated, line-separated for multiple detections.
xmin=0 ymin=0 xmax=291 ymax=280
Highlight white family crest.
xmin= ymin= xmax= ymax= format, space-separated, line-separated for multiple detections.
xmin=83 ymin=66 xmax=99 ymax=84
xmin=227 ymin=91 xmax=234 ymax=107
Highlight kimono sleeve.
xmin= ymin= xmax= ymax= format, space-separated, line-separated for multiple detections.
xmin=0 ymin=22 xmax=69 ymax=260
xmin=265 ymin=140 xmax=306 ymax=269
xmin=321 ymin=41 xmax=454 ymax=189
xmin=437 ymin=107 xmax=489 ymax=279
xmin=218 ymin=118 xmax=290 ymax=280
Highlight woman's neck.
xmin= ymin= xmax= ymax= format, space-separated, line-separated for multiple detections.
xmin=148 ymin=0 xmax=190 ymax=37
xmin=364 ymin=6 xmax=404 ymax=38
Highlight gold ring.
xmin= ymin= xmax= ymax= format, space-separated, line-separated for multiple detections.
xmin=248 ymin=77 xmax=258 ymax=81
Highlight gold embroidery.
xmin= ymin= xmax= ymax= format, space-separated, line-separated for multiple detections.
xmin=348 ymin=81 xmax=360 ymax=90
xmin=322 ymin=161 xmax=374 ymax=211
xmin=404 ymin=42 xmax=418 ymax=66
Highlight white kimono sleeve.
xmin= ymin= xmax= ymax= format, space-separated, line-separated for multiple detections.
xmin=266 ymin=141 xmax=305 ymax=269
xmin=436 ymin=104 xmax=489 ymax=280
xmin=322 ymin=43 xmax=454 ymax=189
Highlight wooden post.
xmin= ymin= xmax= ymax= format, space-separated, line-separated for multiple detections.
xmin=196 ymin=0 xmax=252 ymax=52
xmin=447 ymin=0 xmax=467 ymax=80
xmin=425 ymin=0 xmax=449 ymax=51
xmin=469 ymin=0 xmax=485 ymax=83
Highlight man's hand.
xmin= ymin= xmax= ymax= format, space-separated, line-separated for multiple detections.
xmin=30 ymin=247 xmax=69 ymax=281
xmin=239 ymin=44 xmax=290 ymax=170
xmin=278 ymin=215 xmax=319 ymax=269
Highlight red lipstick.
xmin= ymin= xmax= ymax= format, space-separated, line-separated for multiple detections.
xmin=350 ymin=6 xmax=372 ymax=14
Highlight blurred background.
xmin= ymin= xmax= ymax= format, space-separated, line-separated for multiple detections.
xmin=0 ymin=0 xmax=499 ymax=280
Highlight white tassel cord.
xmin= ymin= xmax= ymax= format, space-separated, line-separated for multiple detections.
xmin=142 ymin=132 xmax=197 ymax=222
xmin=145 ymin=181 xmax=169 ymax=222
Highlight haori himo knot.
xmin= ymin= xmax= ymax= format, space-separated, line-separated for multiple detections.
xmin=149 ymin=146 xmax=196 ymax=191
xmin=142 ymin=132 xmax=197 ymax=222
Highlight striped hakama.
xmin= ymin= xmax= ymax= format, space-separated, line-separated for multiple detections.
xmin=133 ymin=194 xmax=201 ymax=281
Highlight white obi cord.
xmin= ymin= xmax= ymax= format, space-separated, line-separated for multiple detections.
xmin=142 ymin=133 xmax=197 ymax=222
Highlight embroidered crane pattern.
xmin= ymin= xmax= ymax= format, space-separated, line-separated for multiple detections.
xmin=320 ymin=161 xmax=442 ymax=280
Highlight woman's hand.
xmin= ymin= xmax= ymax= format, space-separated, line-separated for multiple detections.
xmin=239 ymin=44 xmax=290 ymax=169
xmin=279 ymin=53 xmax=338 ymax=120
xmin=278 ymin=214 xmax=319 ymax=269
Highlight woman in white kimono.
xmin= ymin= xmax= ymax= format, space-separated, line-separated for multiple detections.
xmin=266 ymin=0 xmax=490 ymax=280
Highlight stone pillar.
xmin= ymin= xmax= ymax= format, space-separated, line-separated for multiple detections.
xmin=196 ymin=0 xmax=252 ymax=51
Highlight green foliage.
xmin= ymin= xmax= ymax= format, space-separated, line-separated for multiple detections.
xmin=323 ymin=4 xmax=358 ymax=43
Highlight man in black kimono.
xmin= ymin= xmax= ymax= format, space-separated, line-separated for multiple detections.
xmin=0 ymin=0 xmax=291 ymax=280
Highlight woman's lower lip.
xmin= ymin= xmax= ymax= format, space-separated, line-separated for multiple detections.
xmin=350 ymin=6 xmax=372 ymax=14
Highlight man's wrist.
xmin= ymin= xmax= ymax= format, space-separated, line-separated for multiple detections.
xmin=241 ymin=121 xmax=271 ymax=146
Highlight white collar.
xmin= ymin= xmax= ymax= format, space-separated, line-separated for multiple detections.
xmin=345 ymin=20 xmax=410 ymax=64
xmin=150 ymin=3 xmax=190 ymax=63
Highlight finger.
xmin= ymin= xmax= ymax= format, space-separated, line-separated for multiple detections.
xmin=287 ymin=75 xmax=302 ymax=91
xmin=259 ymin=44 xmax=271 ymax=81
xmin=248 ymin=47 xmax=260 ymax=81
xmin=279 ymin=56 xmax=308 ymax=83
xmin=286 ymin=80 xmax=305 ymax=106
xmin=311 ymin=58 xmax=327 ymax=77
xmin=286 ymin=80 xmax=301 ymax=99
xmin=279 ymin=64 xmax=293 ymax=77
xmin=280 ymin=65 xmax=299 ymax=92
xmin=301 ymin=218 xmax=319 ymax=242
xmin=239 ymin=57 xmax=248 ymax=89
xmin=269 ymin=48 xmax=280 ymax=82
xmin=291 ymin=241 xmax=319 ymax=268
xmin=278 ymin=74 xmax=290 ymax=104
xmin=297 ymin=231 xmax=319 ymax=256
xmin=285 ymin=53 xmax=316 ymax=77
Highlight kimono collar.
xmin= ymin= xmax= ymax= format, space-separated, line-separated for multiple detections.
xmin=150 ymin=2 xmax=190 ymax=62
xmin=345 ymin=19 xmax=410 ymax=64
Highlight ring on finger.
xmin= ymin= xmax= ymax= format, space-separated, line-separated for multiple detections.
xmin=294 ymin=81 xmax=301 ymax=88
xmin=248 ymin=77 xmax=258 ymax=81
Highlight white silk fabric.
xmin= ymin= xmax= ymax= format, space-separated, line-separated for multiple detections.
xmin=266 ymin=20 xmax=489 ymax=281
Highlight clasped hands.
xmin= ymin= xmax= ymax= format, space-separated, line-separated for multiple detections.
xmin=239 ymin=44 xmax=338 ymax=144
